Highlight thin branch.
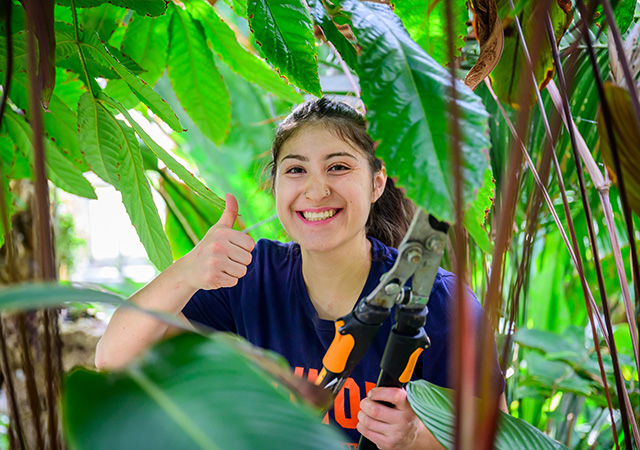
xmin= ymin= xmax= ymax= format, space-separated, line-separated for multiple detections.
xmin=484 ymin=79 xmax=612 ymax=347
xmin=443 ymin=2 xmax=476 ymax=450
xmin=546 ymin=11 xmax=636 ymax=448
xmin=548 ymin=80 xmax=640 ymax=377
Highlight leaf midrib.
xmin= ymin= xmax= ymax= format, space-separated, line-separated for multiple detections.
xmin=97 ymin=101 xmax=164 ymax=257
xmin=375 ymin=5 xmax=454 ymax=206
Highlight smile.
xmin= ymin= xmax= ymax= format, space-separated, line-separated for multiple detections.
xmin=299 ymin=209 xmax=340 ymax=222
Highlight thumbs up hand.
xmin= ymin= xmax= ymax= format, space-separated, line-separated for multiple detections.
xmin=181 ymin=193 xmax=256 ymax=291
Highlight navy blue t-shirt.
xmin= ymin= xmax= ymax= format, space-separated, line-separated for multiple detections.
xmin=183 ymin=237 xmax=504 ymax=447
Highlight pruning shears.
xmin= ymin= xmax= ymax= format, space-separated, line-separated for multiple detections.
xmin=315 ymin=208 xmax=449 ymax=450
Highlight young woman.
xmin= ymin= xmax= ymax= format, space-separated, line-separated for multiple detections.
xmin=96 ymin=98 xmax=505 ymax=450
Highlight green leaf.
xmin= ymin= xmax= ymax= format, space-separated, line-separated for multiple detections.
xmin=161 ymin=174 xmax=224 ymax=260
xmin=120 ymin=11 xmax=171 ymax=86
xmin=0 ymin=283 xmax=125 ymax=311
xmin=63 ymin=333 xmax=345 ymax=450
xmin=99 ymin=93 xmax=224 ymax=211
xmin=307 ymin=0 xmax=359 ymax=70
xmin=513 ymin=327 xmax=583 ymax=356
xmin=0 ymin=31 xmax=29 ymax=73
xmin=55 ymin=0 xmax=168 ymax=17
xmin=45 ymin=92 xmax=88 ymax=171
xmin=168 ymin=5 xmax=230 ymax=144
xmin=78 ymin=92 xmax=173 ymax=270
xmin=491 ymin=1 xmax=572 ymax=108
xmin=462 ymin=167 xmax=494 ymax=253
xmin=80 ymin=30 xmax=182 ymax=132
xmin=0 ymin=130 xmax=13 ymax=248
xmin=4 ymin=109 xmax=96 ymax=199
xmin=594 ymin=0 xmax=636 ymax=34
xmin=81 ymin=2 xmax=128 ymax=40
xmin=5 ymin=69 xmax=88 ymax=172
xmin=406 ymin=380 xmax=569 ymax=450
xmin=342 ymin=1 xmax=491 ymax=225
xmin=247 ymin=0 xmax=321 ymax=96
xmin=0 ymin=125 xmax=31 ymax=179
xmin=394 ymin=0 xmax=468 ymax=66
xmin=184 ymin=0 xmax=302 ymax=104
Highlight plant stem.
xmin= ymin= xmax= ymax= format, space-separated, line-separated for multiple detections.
xmin=70 ymin=0 xmax=94 ymax=97
xmin=547 ymin=80 xmax=640 ymax=378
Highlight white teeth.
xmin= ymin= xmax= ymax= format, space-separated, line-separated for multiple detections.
xmin=302 ymin=209 xmax=337 ymax=221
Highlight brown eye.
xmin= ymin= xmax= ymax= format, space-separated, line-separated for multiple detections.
xmin=329 ymin=164 xmax=349 ymax=172
xmin=286 ymin=167 xmax=305 ymax=174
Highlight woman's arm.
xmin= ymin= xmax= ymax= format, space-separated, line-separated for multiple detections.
xmin=95 ymin=194 xmax=255 ymax=370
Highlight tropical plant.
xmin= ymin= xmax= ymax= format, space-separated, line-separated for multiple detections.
xmin=0 ymin=0 xmax=638 ymax=449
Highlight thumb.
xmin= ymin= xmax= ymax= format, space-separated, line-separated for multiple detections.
xmin=217 ymin=193 xmax=238 ymax=228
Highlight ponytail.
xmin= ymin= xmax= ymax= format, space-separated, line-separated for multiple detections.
xmin=367 ymin=173 xmax=415 ymax=248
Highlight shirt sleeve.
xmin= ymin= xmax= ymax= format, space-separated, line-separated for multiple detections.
xmin=182 ymin=287 xmax=237 ymax=333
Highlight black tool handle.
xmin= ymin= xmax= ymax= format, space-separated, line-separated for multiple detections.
xmin=358 ymin=305 xmax=430 ymax=450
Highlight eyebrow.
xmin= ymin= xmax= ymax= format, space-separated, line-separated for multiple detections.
xmin=280 ymin=152 xmax=358 ymax=163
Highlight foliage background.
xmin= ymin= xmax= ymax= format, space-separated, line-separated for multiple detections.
xmin=0 ymin=0 xmax=639 ymax=448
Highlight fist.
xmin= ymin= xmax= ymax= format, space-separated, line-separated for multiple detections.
xmin=182 ymin=193 xmax=255 ymax=291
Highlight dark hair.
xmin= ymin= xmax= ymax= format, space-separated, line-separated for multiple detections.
xmin=269 ymin=97 xmax=415 ymax=248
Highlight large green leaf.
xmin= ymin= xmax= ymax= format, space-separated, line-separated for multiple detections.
xmin=78 ymin=93 xmax=173 ymax=270
xmin=184 ymin=0 xmax=302 ymax=104
xmin=0 ymin=126 xmax=31 ymax=179
xmin=0 ymin=68 xmax=88 ymax=172
xmin=64 ymin=333 xmax=345 ymax=450
xmin=55 ymin=0 xmax=168 ymax=17
xmin=120 ymin=11 xmax=171 ymax=86
xmin=4 ymin=109 xmax=96 ymax=199
xmin=161 ymin=174 xmax=224 ymax=260
xmin=247 ymin=0 xmax=321 ymax=96
xmin=342 ymin=1 xmax=492 ymax=230
xmin=394 ymin=0 xmax=468 ymax=66
xmin=406 ymin=380 xmax=569 ymax=450
xmin=594 ymin=0 xmax=636 ymax=34
xmin=0 ymin=31 xmax=29 ymax=72
xmin=81 ymin=2 xmax=128 ymax=40
xmin=307 ymin=0 xmax=359 ymax=70
xmin=168 ymin=4 xmax=230 ymax=144
xmin=99 ymin=93 xmax=224 ymax=211
xmin=490 ymin=1 xmax=572 ymax=108
xmin=80 ymin=30 xmax=182 ymax=132
xmin=0 ymin=283 xmax=125 ymax=311
xmin=56 ymin=22 xmax=144 ymax=81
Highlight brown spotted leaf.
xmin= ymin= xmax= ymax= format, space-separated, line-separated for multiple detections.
xmin=465 ymin=0 xmax=504 ymax=90
xmin=598 ymin=84 xmax=640 ymax=217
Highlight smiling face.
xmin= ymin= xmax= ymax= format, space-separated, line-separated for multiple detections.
xmin=274 ymin=124 xmax=386 ymax=253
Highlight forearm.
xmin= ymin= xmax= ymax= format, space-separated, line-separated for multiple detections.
xmin=95 ymin=258 xmax=197 ymax=370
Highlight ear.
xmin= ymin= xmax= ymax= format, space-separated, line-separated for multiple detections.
xmin=372 ymin=166 xmax=387 ymax=203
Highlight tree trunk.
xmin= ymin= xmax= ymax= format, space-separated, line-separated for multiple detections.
xmin=0 ymin=179 xmax=64 ymax=450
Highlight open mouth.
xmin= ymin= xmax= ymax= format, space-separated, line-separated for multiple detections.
xmin=298 ymin=209 xmax=341 ymax=222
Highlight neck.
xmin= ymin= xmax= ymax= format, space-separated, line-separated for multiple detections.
xmin=301 ymin=234 xmax=372 ymax=321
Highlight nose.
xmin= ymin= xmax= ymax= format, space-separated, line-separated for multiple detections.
xmin=303 ymin=178 xmax=330 ymax=202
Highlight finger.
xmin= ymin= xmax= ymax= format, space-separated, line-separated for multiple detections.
xmin=357 ymin=420 xmax=389 ymax=450
xmin=222 ymin=260 xmax=249 ymax=279
xmin=209 ymin=271 xmax=238 ymax=289
xmin=368 ymin=387 xmax=407 ymax=406
xmin=217 ymin=193 xmax=239 ymax=228
xmin=228 ymin=245 xmax=253 ymax=266
xmin=360 ymin=397 xmax=404 ymax=425
xmin=229 ymin=231 xmax=255 ymax=253
xmin=358 ymin=408 xmax=395 ymax=433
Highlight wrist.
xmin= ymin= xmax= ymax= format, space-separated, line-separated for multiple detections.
xmin=166 ymin=256 xmax=200 ymax=298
